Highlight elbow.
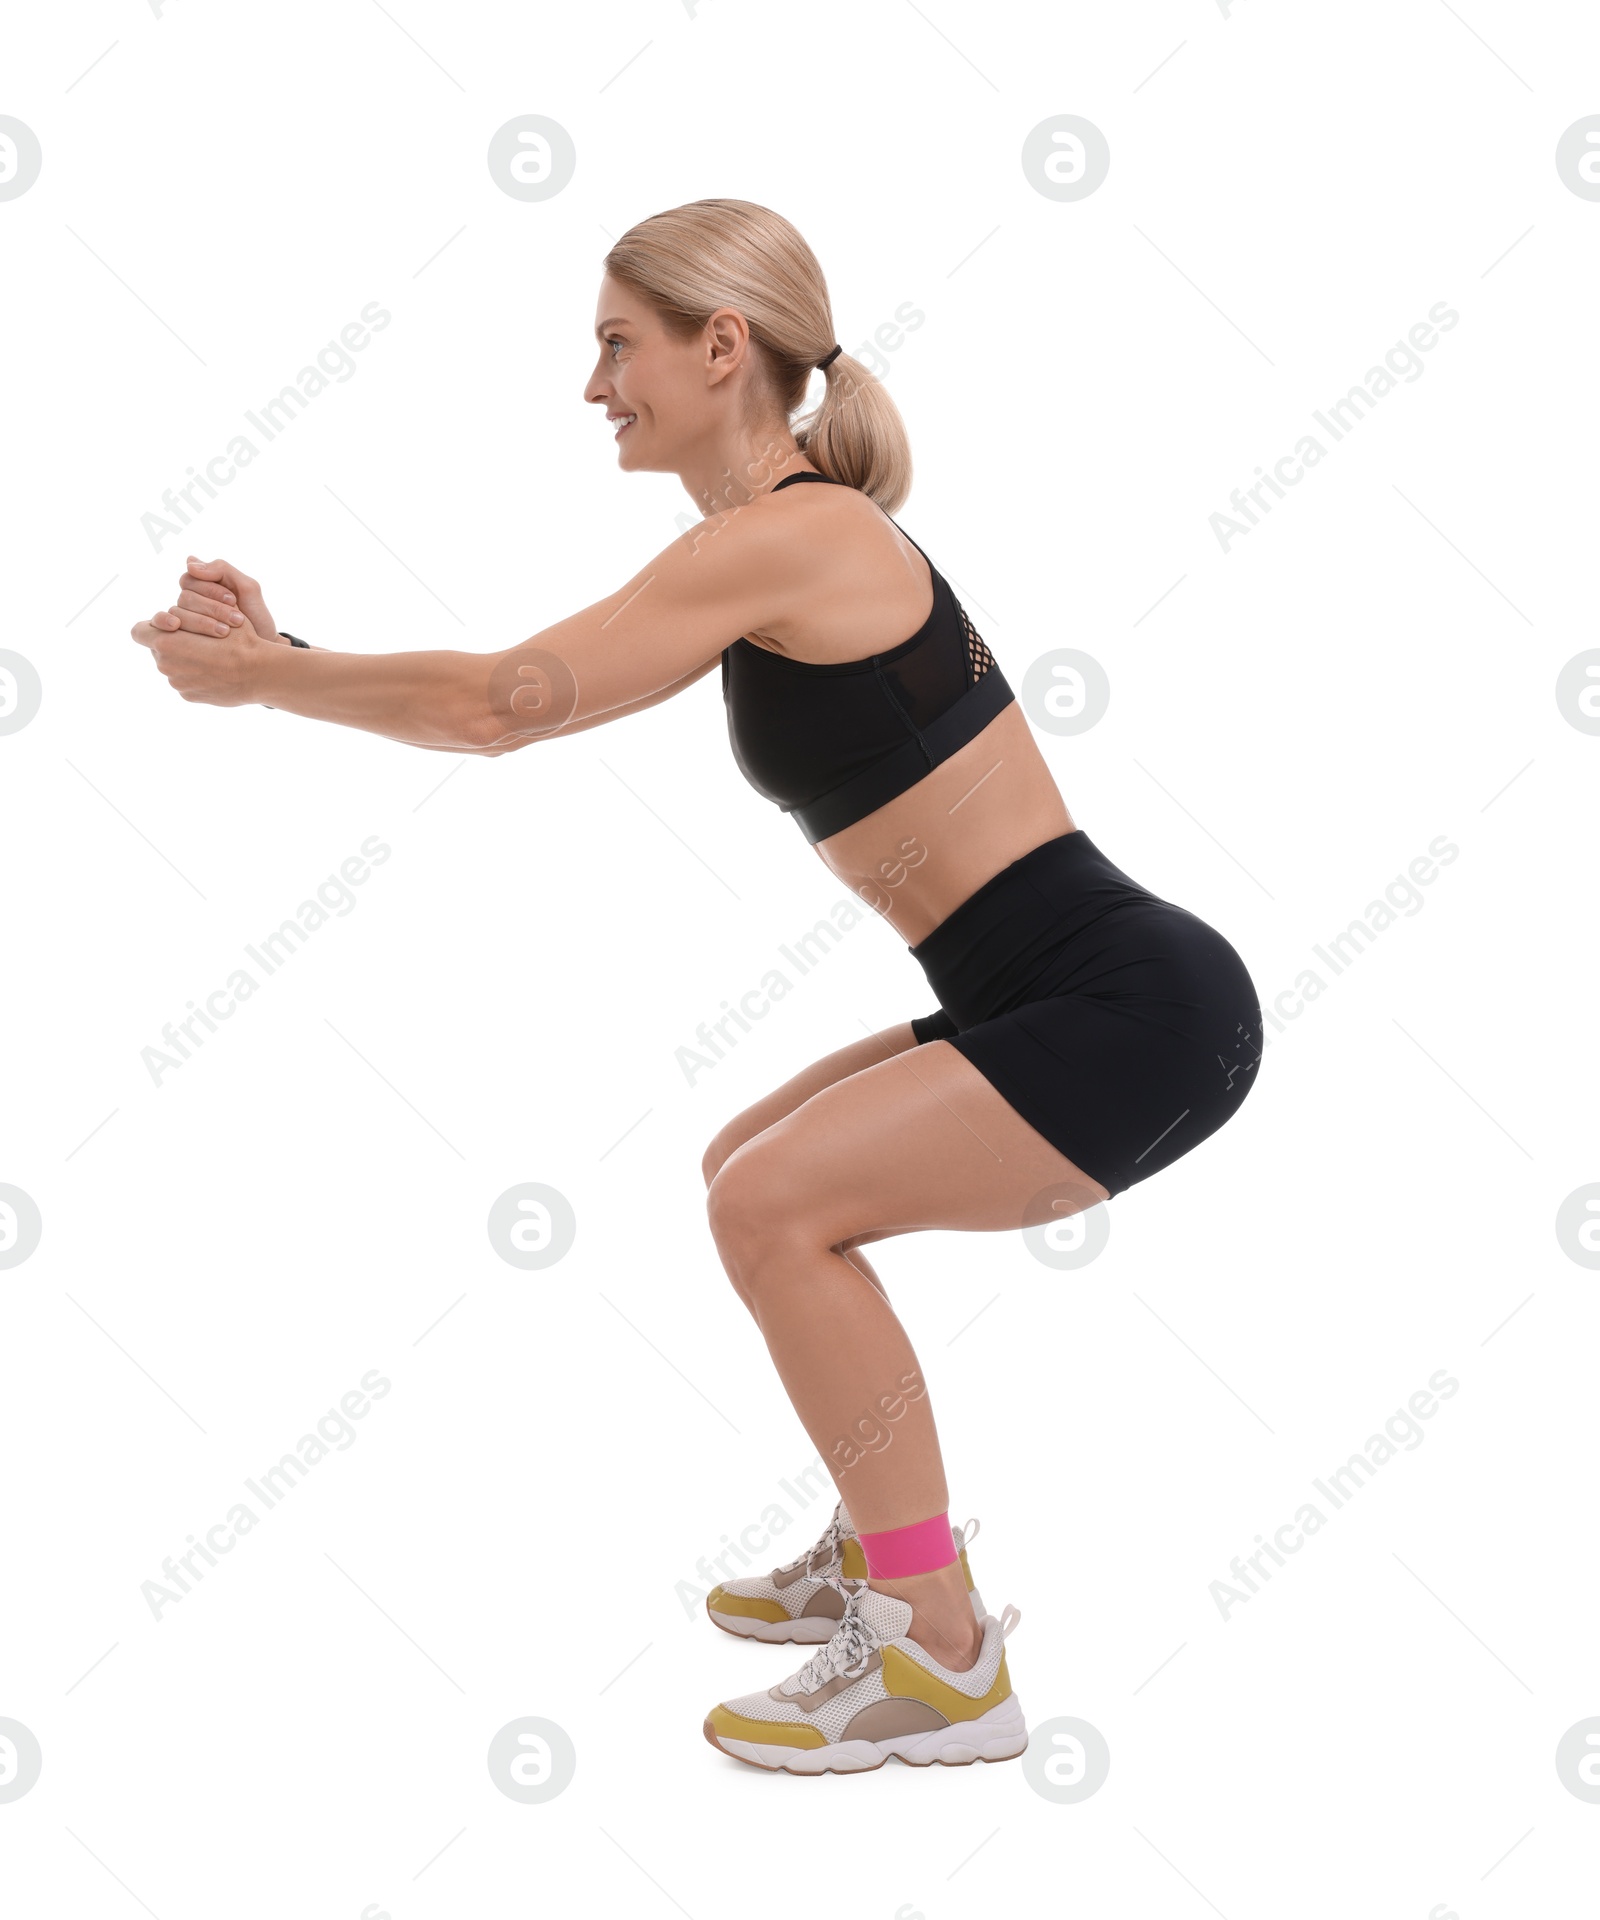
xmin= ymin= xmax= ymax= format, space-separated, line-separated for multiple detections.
xmin=466 ymin=645 xmax=587 ymax=752
xmin=460 ymin=707 xmax=572 ymax=754
xmin=459 ymin=708 xmax=516 ymax=754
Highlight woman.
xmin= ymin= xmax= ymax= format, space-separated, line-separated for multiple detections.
xmin=131 ymin=198 xmax=1264 ymax=1777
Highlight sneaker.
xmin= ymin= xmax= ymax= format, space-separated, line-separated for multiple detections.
xmin=705 ymin=1503 xmax=985 ymax=1643
xmin=703 ymin=1581 xmax=1027 ymax=1774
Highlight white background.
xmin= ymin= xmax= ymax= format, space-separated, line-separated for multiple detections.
xmin=2 ymin=1 xmax=1597 ymax=1915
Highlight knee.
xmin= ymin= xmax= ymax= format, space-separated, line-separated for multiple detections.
xmin=705 ymin=1142 xmax=816 ymax=1296
xmin=702 ymin=1101 xmax=768 ymax=1187
xmin=700 ymin=1125 xmax=738 ymax=1191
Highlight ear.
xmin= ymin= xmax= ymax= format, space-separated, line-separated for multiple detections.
xmin=703 ymin=305 xmax=752 ymax=387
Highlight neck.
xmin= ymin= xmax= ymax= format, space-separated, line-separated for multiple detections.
xmin=679 ymin=426 xmax=813 ymax=518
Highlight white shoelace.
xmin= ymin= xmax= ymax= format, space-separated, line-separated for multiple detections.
xmin=787 ymin=1582 xmax=881 ymax=1694
xmin=775 ymin=1501 xmax=848 ymax=1580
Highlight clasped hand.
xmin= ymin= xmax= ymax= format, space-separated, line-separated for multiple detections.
xmin=129 ymin=557 xmax=291 ymax=706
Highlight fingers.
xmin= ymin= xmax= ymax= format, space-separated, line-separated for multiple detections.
xmin=179 ymin=571 xmax=236 ymax=607
xmin=132 ymin=601 xmax=238 ymax=641
xmin=183 ymin=555 xmax=276 ymax=642
xmin=130 ymin=610 xmax=185 ymax=646
xmin=186 ymin=554 xmax=258 ymax=595
xmin=174 ymin=589 xmax=245 ymax=634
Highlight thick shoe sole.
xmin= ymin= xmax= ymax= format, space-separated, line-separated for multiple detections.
xmin=706 ymin=1587 xmax=989 ymax=1646
xmin=703 ymin=1692 xmax=1028 ymax=1775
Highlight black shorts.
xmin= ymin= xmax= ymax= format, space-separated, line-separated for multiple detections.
xmin=907 ymin=830 xmax=1263 ymax=1198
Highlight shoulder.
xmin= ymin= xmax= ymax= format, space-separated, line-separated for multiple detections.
xmin=711 ymin=474 xmax=879 ymax=535
xmin=649 ymin=478 xmax=869 ymax=594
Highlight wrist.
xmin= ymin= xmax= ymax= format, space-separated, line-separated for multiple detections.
xmin=250 ymin=631 xmax=295 ymax=707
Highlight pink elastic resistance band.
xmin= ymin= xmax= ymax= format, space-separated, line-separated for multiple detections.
xmin=856 ymin=1511 xmax=958 ymax=1580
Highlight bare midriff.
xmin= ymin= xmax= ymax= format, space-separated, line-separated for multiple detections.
xmin=813 ymin=700 xmax=1077 ymax=946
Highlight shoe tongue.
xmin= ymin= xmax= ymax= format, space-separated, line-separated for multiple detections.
xmin=852 ymin=1585 xmax=913 ymax=1641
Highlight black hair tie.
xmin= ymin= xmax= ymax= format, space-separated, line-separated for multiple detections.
xmin=815 ymin=343 xmax=843 ymax=371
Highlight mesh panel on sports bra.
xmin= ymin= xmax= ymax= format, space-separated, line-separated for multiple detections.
xmin=959 ymin=604 xmax=997 ymax=681
xmin=873 ymin=573 xmax=995 ymax=731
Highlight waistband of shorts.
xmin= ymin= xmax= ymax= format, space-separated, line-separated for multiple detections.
xmin=907 ymin=830 xmax=1103 ymax=964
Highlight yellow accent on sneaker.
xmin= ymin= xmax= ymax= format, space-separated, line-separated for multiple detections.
xmin=958 ymin=1545 xmax=975 ymax=1591
xmin=706 ymin=1584 xmax=789 ymax=1625
xmin=706 ymin=1705 xmax=826 ymax=1749
xmin=880 ymin=1644 xmax=1013 ymax=1724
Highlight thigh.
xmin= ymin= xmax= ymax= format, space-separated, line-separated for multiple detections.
xmin=711 ymin=1035 xmax=1111 ymax=1252
xmin=951 ymin=985 xmax=1257 ymax=1199
xmin=700 ymin=1020 xmax=920 ymax=1186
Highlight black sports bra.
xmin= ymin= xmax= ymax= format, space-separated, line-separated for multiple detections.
xmin=721 ymin=472 xmax=1015 ymax=844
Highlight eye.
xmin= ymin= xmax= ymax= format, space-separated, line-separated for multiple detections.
xmin=606 ymin=335 xmax=624 ymax=358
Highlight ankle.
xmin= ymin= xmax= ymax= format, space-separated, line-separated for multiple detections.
xmin=866 ymin=1557 xmax=981 ymax=1669
xmin=903 ymin=1605 xmax=983 ymax=1672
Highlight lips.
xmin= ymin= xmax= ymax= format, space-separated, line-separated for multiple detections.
xmin=610 ymin=412 xmax=637 ymax=438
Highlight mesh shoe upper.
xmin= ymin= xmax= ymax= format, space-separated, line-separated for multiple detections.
xmin=713 ymin=1584 xmax=1015 ymax=1745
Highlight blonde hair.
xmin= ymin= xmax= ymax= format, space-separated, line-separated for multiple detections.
xmin=603 ymin=198 xmax=913 ymax=512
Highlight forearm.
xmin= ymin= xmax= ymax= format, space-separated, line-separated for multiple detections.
xmin=253 ymin=637 xmax=717 ymax=754
xmin=251 ymin=640 xmax=489 ymax=749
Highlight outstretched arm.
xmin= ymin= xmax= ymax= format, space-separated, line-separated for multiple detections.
xmin=131 ymin=507 xmax=804 ymax=753
xmin=391 ymin=655 xmax=721 ymax=756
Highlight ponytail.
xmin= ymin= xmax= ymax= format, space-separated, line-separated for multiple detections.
xmin=793 ymin=349 xmax=913 ymax=512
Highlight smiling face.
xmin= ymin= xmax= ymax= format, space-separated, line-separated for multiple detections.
xmin=586 ymin=271 xmax=709 ymax=473
xmin=585 ymin=270 xmax=767 ymax=480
